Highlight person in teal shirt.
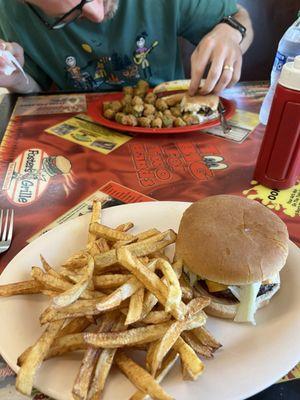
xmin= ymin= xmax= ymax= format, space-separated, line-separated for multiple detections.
xmin=0 ymin=0 xmax=253 ymax=95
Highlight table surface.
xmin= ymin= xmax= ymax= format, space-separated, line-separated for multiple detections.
xmin=0 ymin=83 xmax=299 ymax=400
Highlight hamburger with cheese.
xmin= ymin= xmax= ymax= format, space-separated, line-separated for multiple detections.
xmin=175 ymin=195 xmax=289 ymax=324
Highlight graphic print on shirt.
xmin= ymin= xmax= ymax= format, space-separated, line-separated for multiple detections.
xmin=133 ymin=32 xmax=159 ymax=79
xmin=65 ymin=56 xmax=94 ymax=90
xmin=64 ymin=32 xmax=158 ymax=90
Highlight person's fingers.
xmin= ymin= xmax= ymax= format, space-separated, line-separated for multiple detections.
xmin=200 ymin=51 xmax=226 ymax=95
xmin=228 ymin=54 xmax=242 ymax=88
xmin=213 ymin=57 xmax=235 ymax=94
xmin=0 ymin=40 xmax=6 ymax=50
xmin=189 ymin=44 xmax=212 ymax=96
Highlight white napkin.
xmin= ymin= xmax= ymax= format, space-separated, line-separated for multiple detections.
xmin=0 ymin=49 xmax=28 ymax=83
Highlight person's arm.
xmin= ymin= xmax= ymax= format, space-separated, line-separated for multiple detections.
xmin=231 ymin=5 xmax=254 ymax=54
xmin=189 ymin=4 xmax=254 ymax=95
xmin=0 ymin=41 xmax=41 ymax=93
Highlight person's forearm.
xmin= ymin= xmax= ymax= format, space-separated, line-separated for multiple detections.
xmin=234 ymin=4 xmax=254 ymax=54
xmin=7 ymin=71 xmax=41 ymax=94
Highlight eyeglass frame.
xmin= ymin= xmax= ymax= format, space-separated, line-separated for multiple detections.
xmin=27 ymin=0 xmax=94 ymax=30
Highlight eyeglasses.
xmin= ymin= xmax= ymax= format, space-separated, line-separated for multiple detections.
xmin=27 ymin=0 xmax=94 ymax=30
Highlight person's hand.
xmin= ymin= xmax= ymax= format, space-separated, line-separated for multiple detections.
xmin=0 ymin=40 xmax=25 ymax=89
xmin=189 ymin=23 xmax=243 ymax=95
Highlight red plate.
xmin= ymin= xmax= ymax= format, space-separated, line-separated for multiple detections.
xmin=87 ymin=92 xmax=236 ymax=135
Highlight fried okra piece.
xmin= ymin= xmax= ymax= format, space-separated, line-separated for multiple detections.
xmin=135 ymin=80 xmax=150 ymax=97
xmin=144 ymin=92 xmax=157 ymax=105
xmin=183 ymin=113 xmax=200 ymax=125
xmin=174 ymin=117 xmax=187 ymax=127
xmin=132 ymin=96 xmax=144 ymax=106
xmin=137 ymin=117 xmax=152 ymax=127
xmin=133 ymin=104 xmax=144 ymax=117
xmin=137 ymin=79 xmax=150 ymax=90
xmin=103 ymin=109 xmax=116 ymax=120
xmin=151 ymin=117 xmax=163 ymax=128
xmin=155 ymin=98 xmax=168 ymax=111
xmin=143 ymin=104 xmax=156 ymax=117
xmin=121 ymin=114 xmax=138 ymax=126
xmin=103 ymin=101 xmax=113 ymax=112
xmin=155 ymin=111 xmax=164 ymax=119
xmin=121 ymin=94 xmax=133 ymax=106
xmin=115 ymin=112 xmax=126 ymax=124
xmin=162 ymin=115 xmax=174 ymax=128
xmin=110 ymin=100 xmax=123 ymax=112
xmin=170 ymin=105 xmax=182 ymax=118
xmin=123 ymin=103 xmax=134 ymax=115
xmin=123 ymin=86 xmax=134 ymax=95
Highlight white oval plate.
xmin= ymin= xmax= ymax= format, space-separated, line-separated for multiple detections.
xmin=0 ymin=201 xmax=299 ymax=400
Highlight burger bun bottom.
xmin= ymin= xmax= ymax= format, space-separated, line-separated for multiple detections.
xmin=194 ymin=283 xmax=280 ymax=320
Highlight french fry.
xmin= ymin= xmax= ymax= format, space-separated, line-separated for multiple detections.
xmin=150 ymin=299 xmax=209 ymax=375
xmin=93 ymin=274 xmax=130 ymax=290
xmin=141 ymin=291 xmax=159 ymax=319
xmin=96 ymin=275 xmax=144 ymax=312
xmin=41 ymin=289 xmax=61 ymax=298
xmin=0 ymin=280 xmax=42 ymax=297
xmin=16 ymin=319 xmax=65 ymax=395
xmin=84 ymin=322 xmax=173 ymax=348
xmin=180 ymin=331 xmax=213 ymax=359
xmin=125 ymin=287 xmax=145 ymax=325
xmin=179 ymin=275 xmax=194 ymax=302
xmin=72 ymin=347 xmax=101 ymax=400
xmin=52 ymin=256 xmax=95 ymax=308
xmin=17 ymin=325 xmax=86 ymax=368
xmin=154 ymin=258 xmax=182 ymax=313
xmin=94 ymin=237 xmax=110 ymax=253
xmin=32 ymin=267 xmax=100 ymax=301
xmin=191 ymin=326 xmax=222 ymax=350
xmin=94 ymin=230 xmax=176 ymax=272
xmin=136 ymin=228 xmax=161 ymax=241
xmin=57 ymin=317 xmax=92 ymax=338
xmin=87 ymin=316 xmax=124 ymax=400
xmin=117 ymin=248 xmax=186 ymax=320
xmin=115 ymin=351 xmax=173 ymax=400
xmin=40 ymin=254 xmax=51 ymax=273
xmin=131 ymin=350 xmax=179 ymax=400
xmin=173 ymin=337 xmax=205 ymax=381
xmin=89 ymin=222 xmax=135 ymax=242
xmin=141 ymin=311 xmax=171 ymax=325
xmin=62 ymin=252 xmax=89 ymax=270
xmin=39 ymin=255 xmax=66 ymax=281
xmin=115 ymin=222 xmax=134 ymax=232
xmin=145 ymin=340 xmax=158 ymax=371
xmin=88 ymin=200 xmax=102 ymax=244
xmin=114 ymin=229 xmax=160 ymax=250
xmin=46 ymin=333 xmax=86 ymax=360
xmin=40 ymin=299 xmax=101 ymax=325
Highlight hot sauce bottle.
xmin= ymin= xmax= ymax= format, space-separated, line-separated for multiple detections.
xmin=254 ymin=55 xmax=300 ymax=189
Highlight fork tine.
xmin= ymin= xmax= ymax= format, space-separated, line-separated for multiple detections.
xmin=1 ymin=210 xmax=9 ymax=241
xmin=7 ymin=209 xmax=14 ymax=242
xmin=0 ymin=210 xmax=3 ymax=238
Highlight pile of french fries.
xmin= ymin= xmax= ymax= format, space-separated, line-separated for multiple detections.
xmin=0 ymin=201 xmax=221 ymax=400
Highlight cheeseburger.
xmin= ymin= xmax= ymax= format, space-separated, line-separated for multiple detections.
xmin=176 ymin=195 xmax=289 ymax=324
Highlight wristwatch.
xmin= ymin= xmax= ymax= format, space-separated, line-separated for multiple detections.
xmin=220 ymin=15 xmax=247 ymax=43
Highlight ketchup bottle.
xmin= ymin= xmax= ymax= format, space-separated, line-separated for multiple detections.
xmin=254 ymin=55 xmax=300 ymax=190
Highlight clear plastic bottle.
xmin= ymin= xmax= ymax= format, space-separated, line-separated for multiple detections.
xmin=259 ymin=12 xmax=300 ymax=125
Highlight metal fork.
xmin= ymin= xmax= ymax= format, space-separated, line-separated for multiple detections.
xmin=0 ymin=209 xmax=14 ymax=254
xmin=218 ymin=101 xmax=232 ymax=135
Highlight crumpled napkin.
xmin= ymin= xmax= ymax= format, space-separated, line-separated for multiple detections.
xmin=0 ymin=49 xmax=28 ymax=83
